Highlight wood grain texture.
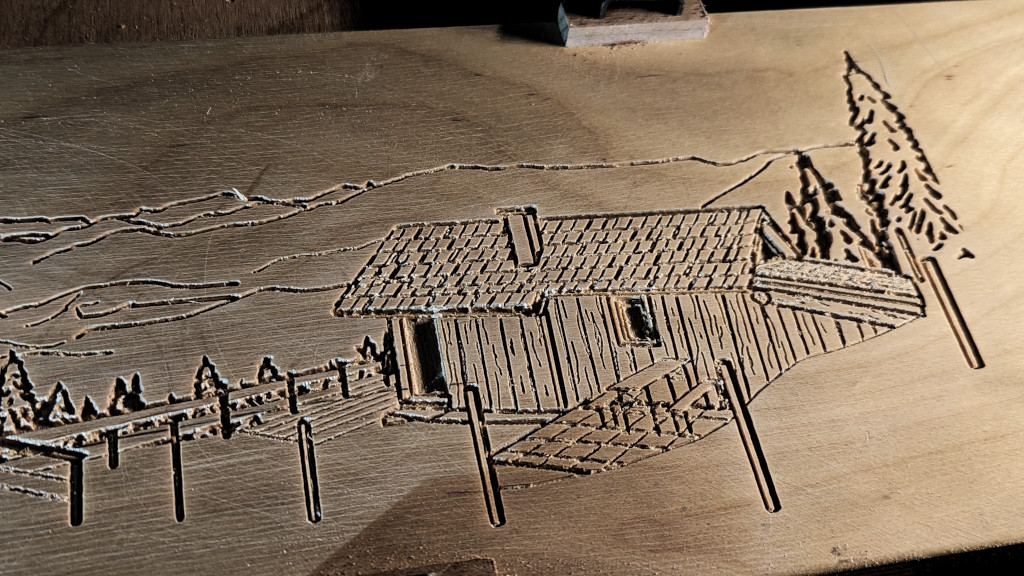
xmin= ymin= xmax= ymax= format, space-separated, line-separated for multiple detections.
xmin=2 ymin=2 xmax=1024 ymax=575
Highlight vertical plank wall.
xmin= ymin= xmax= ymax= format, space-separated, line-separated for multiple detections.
xmin=432 ymin=292 xmax=885 ymax=412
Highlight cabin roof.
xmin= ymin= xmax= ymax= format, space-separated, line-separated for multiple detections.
xmin=334 ymin=206 xmax=767 ymax=317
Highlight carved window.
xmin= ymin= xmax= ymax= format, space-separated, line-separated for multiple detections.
xmin=610 ymin=296 xmax=660 ymax=346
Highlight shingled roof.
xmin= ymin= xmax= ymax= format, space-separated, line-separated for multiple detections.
xmin=334 ymin=207 xmax=767 ymax=317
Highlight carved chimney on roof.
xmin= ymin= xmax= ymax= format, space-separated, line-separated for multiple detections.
xmin=497 ymin=206 xmax=542 ymax=267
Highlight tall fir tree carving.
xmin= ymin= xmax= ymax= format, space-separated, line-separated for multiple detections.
xmin=1 ymin=349 xmax=37 ymax=433
xmin=193 ymin=355 xmax=229 ymax=399
xmin=108 ymin=373 xmax=147 ymax=416
xmin=784 ymin=153 xmax=882 ymax=267
xmin=844 ymin=52 xmax=962 ymax=259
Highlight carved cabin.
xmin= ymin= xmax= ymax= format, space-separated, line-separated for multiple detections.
xmin=334 ymin=206 xmax=924 ymax=417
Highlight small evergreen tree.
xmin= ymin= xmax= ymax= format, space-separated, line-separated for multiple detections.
xmin=1 ymin=349 xmax=37 ymax=432
xmin=36 ymin=381 xmax=78 ymax=427
xmin=108 ymin=373 xmax=147 ymax=415
xmin=255 ymin=356 xmax=283 ymax=385
xmin=193 ymin=356 xmax=229 ymax=399
xmin=80 ymin=395 xmax=104 ymax=421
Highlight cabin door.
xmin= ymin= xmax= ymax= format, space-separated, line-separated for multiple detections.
xmin=399 ymin=316 xmax=448 ymax=397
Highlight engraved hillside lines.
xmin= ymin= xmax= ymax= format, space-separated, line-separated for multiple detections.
xmin=334 ymin=207 xmax=763 ymax=318
xmin=0 ymin=335 xmax=113 ymax=358
xmin=0 ymin=278 xmax=241 ymax=319
xmin=0 ymin=143 xmax=856 ymax=266
xmin=844 ymin=51 xmax=963 ymax=255
xmin=0 ymin=277 xmax=351 ymax=343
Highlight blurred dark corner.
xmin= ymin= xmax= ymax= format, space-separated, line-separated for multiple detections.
xmin=1 ymin=0 xmax=950 ymax=49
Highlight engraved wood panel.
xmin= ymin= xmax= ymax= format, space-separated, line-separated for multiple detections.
xmin=2 ymin=3 xmax=1023 ymax=575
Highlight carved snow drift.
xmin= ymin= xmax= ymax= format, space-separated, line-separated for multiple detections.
xmin=333 ymin=205 xmax=924 ymax=477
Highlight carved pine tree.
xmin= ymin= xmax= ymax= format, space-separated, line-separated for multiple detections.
xmin=844 ymin=52 xmax=962 ymax=258
xmin=784 ymin=153 xmax=882 ymax=267
xmin=108 ymin=373 xmax=148 ymax=416
xmin=256 ymin=355 xmax=284 ymax=385
xmin=80 ymin=395 xmax=104 ymax=421
xmin=37 ymin=381 xmax=79 ymax=426
xmin=1 ymin=349 xmax=37 ymax=433
xmin=194 ymin=355 xmax=229 ymax=399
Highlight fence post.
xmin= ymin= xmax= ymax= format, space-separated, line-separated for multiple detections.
xmin=286 ymin=371 xmax=299 ymax=415
xmin=297 ymin=418 xmax=322 ymax=523
xmin=718 ymin=358 xmax=780 ymax=513
xmin=463 ymin=383 xmax=505 ymax=527
xmin=169 ymin=416 xmax=186 ymax=522
xmin=106 ymin=427 xmax=120 ymax=470
xmin=68 ymin=454 xmax=84 ymax=527
xmin=921 ymin=256 xmax=984 ymax=369
xmin=337 ymin=358 xmax=351 ymax=399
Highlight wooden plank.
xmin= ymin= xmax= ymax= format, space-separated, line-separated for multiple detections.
xmin=500 ymin=317 xmax=537 ymax=412
xmin=678 ymin=294 xmax=716 ymax=382
xmin=479 ymin=317 xmax=514 ymax=411
xmin=697 ymin=294 xmax=751 ymax=400
xmin=742 ymin=294 xmax=784 ymax=383
xmin=595 ymin=295 xmax=625 ymax=383
xmin=721 ymin=292 xmax=769 ymax=398
xmin=814 ymin=314 xmax=846 ymax=353
xmin=836 ymin=318 xmax=864 ymax=348
xmin=577 ymin=296 xmax=618 ymax=391
xmin=439 ymin=318 xmax=464 ymax=409
xmin=650 ymin=293 xmax=683 ymax=361
xmin=555 ymin=297 xmax=601 ymax=403
xmin=778 ymin=306 xmax=811 ymax=361
xmin=457 ymin=318 xmax=492 ymax=409
xmin=545 ymin=300 xmax=582 ymax=407
xmin=521 ymin=316 xmax=560 ymax=412
xmin=796 ymin=310 xmax=827 ymax=357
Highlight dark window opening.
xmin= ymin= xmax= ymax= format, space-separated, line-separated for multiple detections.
xmin=412 ymin=318 xmax=447 ymax=395
xmin=612 ymin=296 xmax=660 ymax=345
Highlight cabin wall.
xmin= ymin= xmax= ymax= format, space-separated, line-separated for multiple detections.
xmin=646 ymin=292 xmax=878 ymax=402
xmin=437 ymin=315 xmax=562 ymax=413
xmin=406 ymin=292 xmax=885 ymax=413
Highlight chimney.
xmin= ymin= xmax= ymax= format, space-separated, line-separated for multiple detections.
xmin=497 ymin=206 xmax=542 ymax=267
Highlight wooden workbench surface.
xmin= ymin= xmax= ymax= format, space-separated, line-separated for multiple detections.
xmin=2 ymin=2 xmax=1024 ymax=574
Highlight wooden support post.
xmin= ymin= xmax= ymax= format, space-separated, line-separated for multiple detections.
xmin=297 ymin=418 xmax=322 ymax=523
xmin=921 ymin=257 xmax=985 ymax=369
xmin=336 ymin=358 xmax=351 ymax=399
xmin=169 ymin=417 xmax=186 ymax=522
xmin=718 ymin=358 xmax=780 ymax=513
xmin=106 ymin=428 xmax=120 ymax=470
xmin=463 ymin=384 xmax=506 ymax=527
xmin=286 ymin=371 xmax=299 ymax=415
xmin=68 ymin=455 xmax=84 ymax=527
xmin=219 ymin=392 xmax=233 ymax=440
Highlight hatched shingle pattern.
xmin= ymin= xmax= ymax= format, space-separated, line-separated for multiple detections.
xmin=335 ymin=208 xmax=763 ymax=316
